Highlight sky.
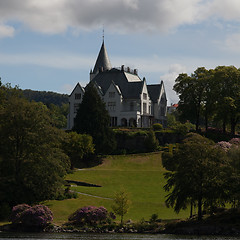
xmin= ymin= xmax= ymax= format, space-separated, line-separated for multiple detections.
xmin=1 ymin=0 xmax=240 ymax=104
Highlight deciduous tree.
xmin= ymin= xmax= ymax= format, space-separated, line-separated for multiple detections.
xmin=163 ymin=133 xmax=229 ymax=220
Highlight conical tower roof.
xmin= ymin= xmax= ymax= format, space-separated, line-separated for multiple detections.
xmin=93 ymin=41 xmax=112 ymax=74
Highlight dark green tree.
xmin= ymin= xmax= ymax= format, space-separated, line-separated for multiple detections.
xmin=73 ymin=83 xmax=116 ymax=154
xmin=214 ymin=66 xmax=240 ymax=135
xmin=173 ymin=68 xmax=208 ymax=131
xmin=0 ymin=84 xmax=70 ymax=207
xmin=163 ymin=133 xmax=229 ymax=220
xmin=62 ymin=131 xmax=95 ymax=169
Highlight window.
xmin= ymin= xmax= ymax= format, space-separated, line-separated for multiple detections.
xmin=130 ymin=102 xmax=134 ymax=111
xmin=108 ymin=102 xmax=116 ymax=111
xmin=143 ymin=93 xmax=147 ymax=100
xmin=74 ymin=103 xmax=79 ymax=113
xmin=160 ymin=107 xmax=165 ymax=116
xmin=110 ymin=117 xmax=117 ymax=127
xmin=75 ymin=93 xmax=81 ymax=100
xmin=109 ymin=92 xmax=115 ymax=98
xmin=143 ymin=103 xmax=147 ymax=113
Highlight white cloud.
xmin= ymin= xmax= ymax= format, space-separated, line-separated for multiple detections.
xmin=0 ymin=0 xmax=208 ymax=35
xmin=206 ymin=0 xmax=240 ymax=21
xmin=0 ymin=23 xmax=15 ymax=38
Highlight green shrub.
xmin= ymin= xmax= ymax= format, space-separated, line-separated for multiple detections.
xmin=152 ymin=123 xmax=163 ymax=131
xmin=144 ymin=129 xmax=159 ymax=152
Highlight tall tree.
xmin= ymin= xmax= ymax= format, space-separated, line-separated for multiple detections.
xmin=163 ymin=133 xmax=229 ymax=220
xmin=214 ymin=66 xmax=240 ymax=135
xmin=0 ymin=84 xmax=70 ymax=207
xmin=173 ymin=68 xmax=208 ymax=131
xmin=73 ymin=83 xmax=116 ymax=154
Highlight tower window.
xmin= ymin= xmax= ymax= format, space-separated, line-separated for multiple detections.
xmin=109 ymin=92 xmax=115 ymax=98
xmin=75 ymin=93 xmax=81 ymax=100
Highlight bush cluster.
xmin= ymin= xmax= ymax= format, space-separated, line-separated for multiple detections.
xmin=9 ymin=204 xmax=53 ymax=228
xmin=68 ymin=206 xmax=115 ymax=226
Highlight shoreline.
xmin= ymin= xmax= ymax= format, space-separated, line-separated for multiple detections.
xmin=1 ymin=222 xmax=240 ymax=236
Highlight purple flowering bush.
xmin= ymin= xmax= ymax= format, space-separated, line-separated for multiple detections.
xmin=68 ymin=206 xmax=115 ymax=226
xmin=216 ymin=141 xmax=232 ymax=152
xmin=9 ymin=204 xmax=31 ymax=223
xmin=229 ymin=138 xmax=240 ymax=145
xmin=9 ymin=204 xmax=53 ymax=228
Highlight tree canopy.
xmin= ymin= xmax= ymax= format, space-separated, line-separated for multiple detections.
xmin=73 ymin=83 xmax=116 ymax=154
xmin=174 ymin=66 xmax=240 ymax=135
xmin=0 ymin=84 xmax=70 ymax=207
xmin=163 ymin=133 xmax=229 ymax=220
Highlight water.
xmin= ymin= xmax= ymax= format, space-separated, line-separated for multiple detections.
xmin=0 ymin=232 xmax=239 ymax=240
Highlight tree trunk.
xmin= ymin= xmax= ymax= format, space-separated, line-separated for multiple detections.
xmin=190 ymin=201 xmax=193 ymax=218
xmin=198 ymin=195 xmax=202 ymax=221
xmin=222 ymin=120 xmax=226 ymax=134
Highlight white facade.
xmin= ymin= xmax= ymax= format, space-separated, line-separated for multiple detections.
xmin=67 ymin=42 xmax=167 ymax=130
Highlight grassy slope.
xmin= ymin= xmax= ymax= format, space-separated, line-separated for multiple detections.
xmin=45 ymin=152 xmax=189 ymax=225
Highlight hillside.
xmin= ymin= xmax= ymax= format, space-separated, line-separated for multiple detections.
xmin=45 ymin=152 xmax=189 ymax=225
xmin=21 ymin=89 xmax=68 ymax=106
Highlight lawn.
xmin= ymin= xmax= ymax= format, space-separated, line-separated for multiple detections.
xmin=45 ymin=152 xmax=189 ymax=225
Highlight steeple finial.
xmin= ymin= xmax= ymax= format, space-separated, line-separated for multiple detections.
xmin=102 ymin=25 xmax=104 ymax=42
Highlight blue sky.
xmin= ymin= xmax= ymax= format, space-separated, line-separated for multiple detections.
xmin=1 ymin=0 xmax=240 ymax=104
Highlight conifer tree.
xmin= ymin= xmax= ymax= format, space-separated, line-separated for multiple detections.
xmin=73 ymin=83 xmax=116 ymax=154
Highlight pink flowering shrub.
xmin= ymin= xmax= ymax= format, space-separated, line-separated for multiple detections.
xmin=9 ymin=204 xmax=31 ymax=223
xmin=229 ymin=138 xmax=240 ymax=145
xmin=68 ymin=206 xmax=115 ymax=226
xmin=9 ymin=204 xmax=53 ymax=227
xmin=216 ymin=141 xmax=232 ymax=152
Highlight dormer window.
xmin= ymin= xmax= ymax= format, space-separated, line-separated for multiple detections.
xmin=109 ymin=92 xmax=115 ymax=98
xmin=75 ymin=93 xmax=81 ymax=100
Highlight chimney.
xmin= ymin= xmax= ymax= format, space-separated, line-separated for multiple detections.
xmin=121 ymin=65 xmax=124 ymax=71
xmin=134 ymin=69 xmax=138 ymax=75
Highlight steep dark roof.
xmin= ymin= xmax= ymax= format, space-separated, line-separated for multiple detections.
xmin=147 ymin=83 xmax=163 ymax=102
xmin=92 ymin=68 xmax=144 ymax=99
xmin=93 ymin=41 xmax=112 ymax=74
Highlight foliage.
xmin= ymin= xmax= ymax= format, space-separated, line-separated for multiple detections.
xmin=229 ymin=138 xmax=240 ymax=145
xmin=112 ymin=188 xmax=131 ymax=224
xmin=9 ymin=204 xmax=53 ymax=227
xmin=48 ymin=103 xmax=68 ymax=129
xmin=216 ymin=141 xmax=232 ymax=152
xmin=21 ymin=89 xmax=68 ymax=106
xmin=174 ymin=66 xmax=240 ymax=135
xmin=152 ymin=123 xmax=163 ymax=131
xmin=62 ymin=131 xmax=95 ymax=169
xmin=68 ymin=206 xmax=115 ymax=226
xmin=163 ymin=133 xmax=229 ymax=220
xmin=144 ymin=129 xmax=159 ymax=152
xmin=0 ymin=83 xmax=70 ymax=206
xmin=170 ymin=121 xmax=195 ymax=135
xmin=9 ymin=204 xmax=31 ymax=223
xmin=149 ymin=213 xmax=158 ymax=223
xmin=73 ymin=83 xmax=116 ymax=154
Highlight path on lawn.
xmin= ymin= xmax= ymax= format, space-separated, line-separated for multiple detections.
xmin=75 ymin=191 xmax=113 ymax=200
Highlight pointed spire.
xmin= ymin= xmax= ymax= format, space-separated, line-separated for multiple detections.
xmin=93 ymin=41 xmax=112 ymax=74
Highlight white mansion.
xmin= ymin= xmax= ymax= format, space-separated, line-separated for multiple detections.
xmin=67 ymin=41 xmax=167 ymax=129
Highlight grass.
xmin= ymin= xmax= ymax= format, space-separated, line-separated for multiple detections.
xmin=44 ymin=152 xmax=189 ymax=225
